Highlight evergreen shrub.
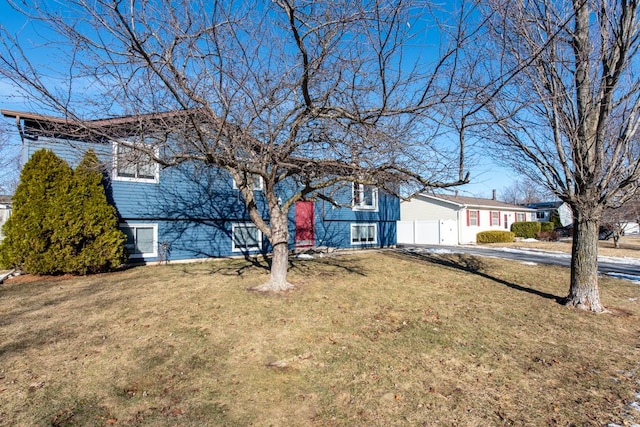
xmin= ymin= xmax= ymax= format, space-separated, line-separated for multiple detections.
xmin=511 ymin=221 xmax=542 ymax=238
xmin=0 ymin=149 xmax=127 ymax=274
xmin=549 ymin=211 xmax=562 ymax=228
xmin=476 ymin=230 xmax=515 ymax=243
xmin=540 ymin=222 xmax=554 ymax=232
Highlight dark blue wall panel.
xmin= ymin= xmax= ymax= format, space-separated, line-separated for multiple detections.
xmin=23 ymin=137 xmax=399 ymax=263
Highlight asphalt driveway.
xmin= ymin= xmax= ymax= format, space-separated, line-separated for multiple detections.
xmin=399 ymin=244 xmax=640 ymax=280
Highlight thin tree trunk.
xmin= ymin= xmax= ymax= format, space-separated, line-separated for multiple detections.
xmin=252 ymin=209 xmax=293 ymax=292
xmin=565 ymin=214 xmax=605 ymax=312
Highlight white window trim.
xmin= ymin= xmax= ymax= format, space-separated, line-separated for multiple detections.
xmin=469 ymin=210 xmax=479 ymax=226
xmin=350 ymin=223 xmax=377 ymax=245
xmin=120 ymin=222 xmax=158 ymax=259
xmin=112 ymin=141 xmax=160 ymax=184
xmin=232 ymin=175 xmax=264 ymax=191
xmin=352 ymin=183 xmax=378 ymax=212
xmin=491 ymin=211 xmax=500 ymax=226
xmin=232 ymin=223 xmax=263 ymax=252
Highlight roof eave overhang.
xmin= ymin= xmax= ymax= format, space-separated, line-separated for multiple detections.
xmin=415 ymin=193 xmax=536 ymax=212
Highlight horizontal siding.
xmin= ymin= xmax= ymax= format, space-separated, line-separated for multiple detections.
xmin=131 ymin=216 xmax=397 ymax=263
xmin=314 ymin=219 xmax=397 ymax=248
xmin=24 ymin=138 xmax=270 ymax=220
xmin=25 ymin=137 xmax=111 ymax=167
xmin=460 ymin=209 xmax=534 ymax=243
xmin=22 ymin=136 xmax=400 ymax=262
xmin=400 ymin=196 xmax=458 ymax=221
xmin=319 ymin=191 xmax=400 ymax=222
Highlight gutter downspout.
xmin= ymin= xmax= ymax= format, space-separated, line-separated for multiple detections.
xmin=12 ymin=114 xmax=28 ymax=167
xmin=458 ymin=205 xmax=465 ymax=245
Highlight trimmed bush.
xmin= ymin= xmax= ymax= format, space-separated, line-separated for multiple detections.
xmin=0 ymin=149 xmax=127 ymax=274
xmin=540 ymin=222 xmax=554 ymax=232
xmin=477 ymin=230 xmax=515 ymax=243
xmin=511 ymin=221 xmax=541 ymax=238
xmin=536 ymin=230 xmax=558 ymax=241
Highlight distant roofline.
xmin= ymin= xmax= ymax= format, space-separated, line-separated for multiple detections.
xmin=525 ymin=201 xmax=565 ymax=209
xmin=416 ymin=192 xmax=537 ymax=212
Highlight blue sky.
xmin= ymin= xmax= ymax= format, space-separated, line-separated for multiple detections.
xmin=0 ymin=1 xmax=520 ymax=199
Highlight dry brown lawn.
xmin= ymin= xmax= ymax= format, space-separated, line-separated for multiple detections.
xmin=481 ymin=234 xmax=640 ymax=259
xmin=1 ymin=251 xmax=640 ymax=426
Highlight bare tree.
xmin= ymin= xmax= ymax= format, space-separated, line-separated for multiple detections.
xmin=469 ymin=0 xmax=640 ymax=311
xmin=602 ymin=193 xmax=640 ymax=247
xmin=0 ymin=0 xmax=476 ymax=290
xmin=629 ymin=195 xmax=640 ymax=227
xmin=500 ymin=179 xmax=549 ymax=205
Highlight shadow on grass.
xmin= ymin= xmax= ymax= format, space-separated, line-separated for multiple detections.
xmin=207 ymin=255 xmax=272 ymax=276
xmin=289 ymin=255 xmax=368 ymax=277
xmin=0 ymin=278 xmax=128 ymax=358
xmin=393 ymin=250 xmax=564 ymax=304
xmin=181 ymin=253 xmax=368 ymax=277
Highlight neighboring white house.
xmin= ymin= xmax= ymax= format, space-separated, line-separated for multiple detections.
xmin=399 ymin=193 xmax=537 ymax=245
xmin=526 ymin=201 xmax=573 ymax=227
xmin=0 ymin=195 xmax=11 ymax=241
xmin=622 ymin=222 xmax=640 ymax=234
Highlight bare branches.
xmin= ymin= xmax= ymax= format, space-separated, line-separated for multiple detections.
xmin=466 ymin=0 xmax=640 ymax=311
xmin=0 ymin=1 xmax=483 ymax=285
xmin=472 ymin=0 xmax=640 ymax=209
xmin=1 ymin=0 xmax=475 ymax=195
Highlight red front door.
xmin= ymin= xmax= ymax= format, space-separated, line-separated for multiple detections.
xmin=295 ymin=201 xmax=315 ymax=247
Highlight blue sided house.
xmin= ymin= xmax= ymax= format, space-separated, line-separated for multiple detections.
xmin=2 ymin=110 xmax=399 ymax=263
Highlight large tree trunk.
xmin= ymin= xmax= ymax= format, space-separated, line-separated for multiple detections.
xmin=565 ymin=213 xmax=605 ymax=312
xmin=252 ymin=208 xmax=293 ymax=292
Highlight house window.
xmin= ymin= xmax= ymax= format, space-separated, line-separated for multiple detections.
xmin=232 ymin=223 xmax=262 ymax=252
xmin=233 ymin=174 xmax=264 ymax=191
xmin=491 ymin=211 xmax=500 ymax=226
xmin=517 ymin=212 xmax=527 ymax=222
xmin=352 ymin=183 xmax=378 ymax=211
xmin=113 ymin=142 xmax=159 ymax=183
xmin=0 ymin=206 xmax=10 ymax=241
xmin=536 ymin=211 xmax=546 ymax=219
xmin=351 ymin=223 xmax=377 ymax=245
xmin=120 ymin=223 xmax=158 ymax=258
xmin=468 ymin=210 xmax=479 ymax=226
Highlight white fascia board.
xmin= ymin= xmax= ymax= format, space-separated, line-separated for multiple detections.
xmin=415 ymin=193 xmax=465 ymax=208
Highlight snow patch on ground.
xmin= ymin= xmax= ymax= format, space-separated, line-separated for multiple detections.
xmin=423 ymin=248 xmax=457 ymax=255
xmin=606 ymin=272 xmax=640 ymax=283
xmin=520 ymin=238 xmax=539 ymax=242
xmin=475 ymin=246 xmax=569 ymax=258
xmin=407 ymin=248 xmax=459 ymax=255
xmin=520 ymin=261 xmax=538 ymax=266
xmin=599 ymin=256 xmax=640 ymax=266
xmin=464 ymin=245 xmax=640 ymax=266
xmin=0 ymin=270 xmax=15 ymax=284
